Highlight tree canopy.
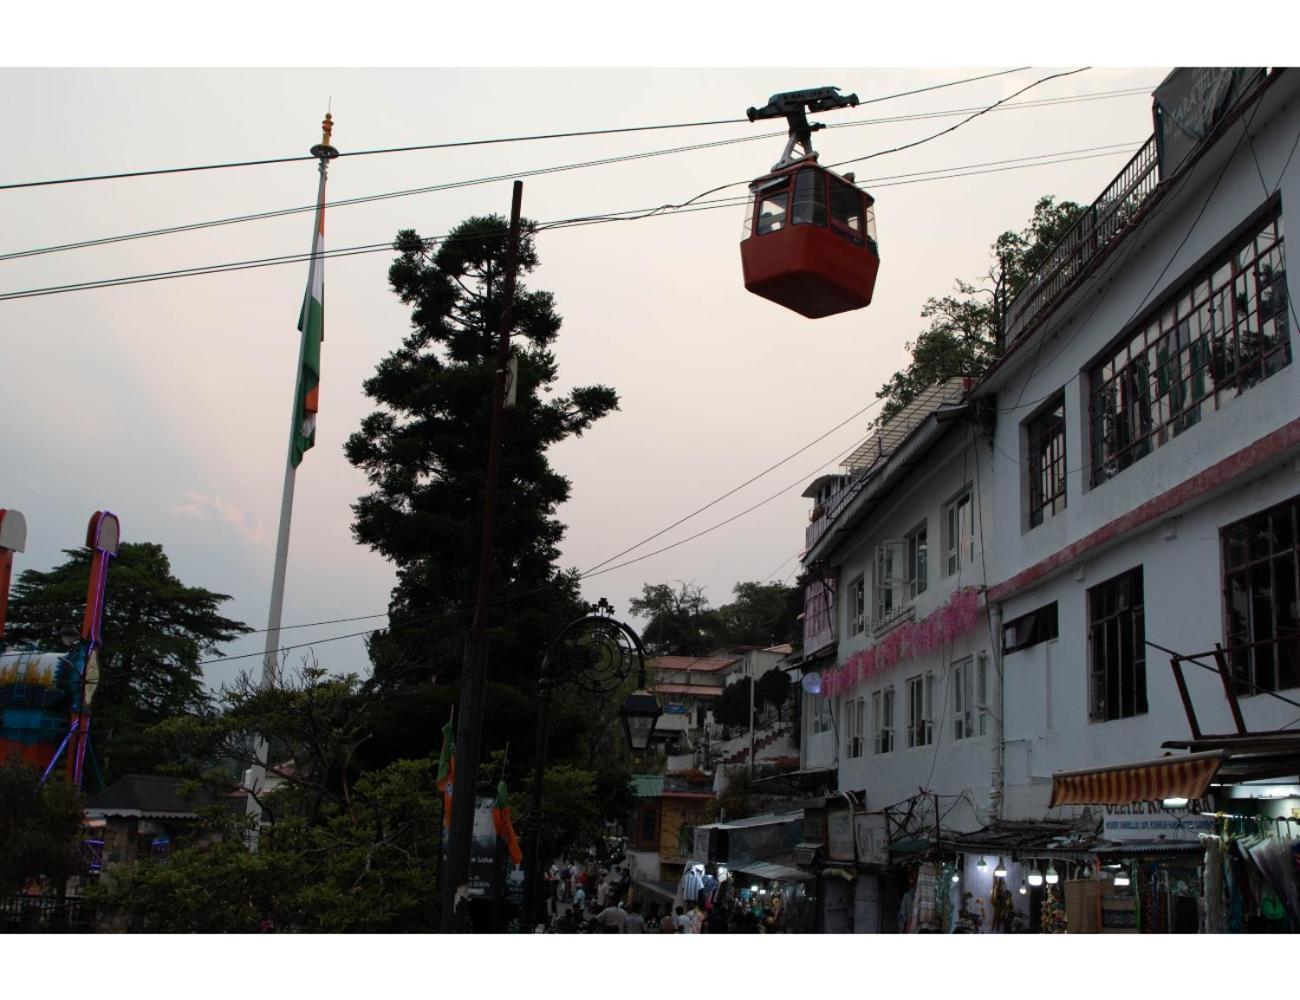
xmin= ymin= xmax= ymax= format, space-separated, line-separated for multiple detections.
xmin=2 ymin=542 xmax=250 ymax=782
xmin=86 ymin=757 xmax=440 ymax=933
xmin=629 ymin=580 xmax=801 ymax=656
xmin=874 ymin=195 xmax=1086 ymax=422
xmin=346 ymin=217 xmax=618 ymax=696
xmin=0 ymin=763 xmax=85 ymax=895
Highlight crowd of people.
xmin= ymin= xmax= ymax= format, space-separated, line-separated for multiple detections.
xmin=539 ymin=855 xmax=787 ymax=934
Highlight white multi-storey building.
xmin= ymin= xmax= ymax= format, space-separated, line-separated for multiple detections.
xmin=797 ymin=68 xmax=1300 ymax=932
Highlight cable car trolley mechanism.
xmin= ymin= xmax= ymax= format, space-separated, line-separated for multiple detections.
xmin=740 ymin=87 xmax=879 ymax=319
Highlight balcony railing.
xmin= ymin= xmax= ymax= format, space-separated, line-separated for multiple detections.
xmin=1003 ymin=136 xmax=1160 ymax=345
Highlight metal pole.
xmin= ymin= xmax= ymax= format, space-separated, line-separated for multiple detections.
xmin=748 ymin=661 xmax=755 ymax=777
xmin=247 ymin=141 xmax=333 ymax=823
xmin=524 ymin=674 xmax=554 ymax=930
xmin=442 ymin=180 xmax=525 ymax=933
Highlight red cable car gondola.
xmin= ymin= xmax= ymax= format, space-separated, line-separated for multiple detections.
xmin=739 ymin=88 xmax=880 ymax=319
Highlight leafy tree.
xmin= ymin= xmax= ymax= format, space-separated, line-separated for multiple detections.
xmin=714 ymin=677 xmax=753 ymax=729
xmin=875 ymin=195 xmax=1086 ymax=422
xmin=755 ymin=667 xmax=792 ymax=714
xmin=151 ymin=663 xmax=378 ymax=827
xmin=0 ymin=763 xmax=85 ymax=895
xmin=85 ymin=757 xmax=440 ymax=933
xmin=714 ymin=581 xmax=802 ymax=650
xmin=708 ymin=767 xmax=756 ymax=822
xmin=628 ymin=582 xmax=720 ymax=656
xmin=3 ymin=542 xmax=250 ymax=782
xmin=346 ymin=218 xmax=618 ymax=694
xmin=630 ymin=580 xmax=800 ymax=656
xmin=512 ymin=763 xmax=603 ymax=868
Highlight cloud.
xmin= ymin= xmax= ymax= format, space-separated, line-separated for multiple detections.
xmin=169 ymin=491 xmax=269 ymax=547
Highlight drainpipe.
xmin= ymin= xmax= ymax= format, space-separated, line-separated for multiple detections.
xmin=990 ymin=602 xmax=1005 ymax=824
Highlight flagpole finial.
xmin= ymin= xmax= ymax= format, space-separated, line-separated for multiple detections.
xmin=310 ymin=112 xmax=339 ymax=161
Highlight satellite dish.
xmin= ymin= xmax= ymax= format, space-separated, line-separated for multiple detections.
xmin=801 ymin=672 xmax=822 ymax=695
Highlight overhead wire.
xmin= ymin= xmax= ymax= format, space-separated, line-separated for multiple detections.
xmin=208 ymin=407 xmax=886 ymax=665
xmin=0 ymin=143 xmax=1144 ymax=303
xmin=0 ymin=85 xmax=1155 ymax=266
xmin=0 ymin=67 xmax=1036 ymax=193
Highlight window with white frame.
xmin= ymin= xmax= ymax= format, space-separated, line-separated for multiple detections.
xmin=944 ymin=489 xmax=974 ymax=576
xmin=907 ymin=521 xmax=928 ymax=599
xmin=874 ymin=542 xmax=905 ymax=622
xmin=975 ymin=652 xmax=990 ymax=737
xmin=872 ymin=687 xmax=895 ymax=754
xmin=845 ymin=697 xmax=865 ymax=758
xmin=812 ymin=693 xmax=832 ymax=734
xmin=848 ymin=574 xmax=866 ymax=636
xmin=906 ymin=673 xmax=934 ymax=748
xmin=952 ymin=657 xmax=974 ymax=740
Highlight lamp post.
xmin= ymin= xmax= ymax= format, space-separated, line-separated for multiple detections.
xmin=523 ymin=599 xmax=660 ymax=930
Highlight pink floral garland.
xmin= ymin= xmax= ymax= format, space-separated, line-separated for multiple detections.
xmin=821 ymin=587 xmax=982 ymax=697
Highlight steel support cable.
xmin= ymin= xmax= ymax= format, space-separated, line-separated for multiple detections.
xmin=0 ymin=81 xmax=1156 ymax=265
xmin=0 ymin=143 xmax=1143 ymax=303
xmin=0 ymin=67 xmax=1036 ymax=193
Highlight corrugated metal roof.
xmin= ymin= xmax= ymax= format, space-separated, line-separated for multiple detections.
xmin=631 ymin=775 xmax=664 ymax=798
xmin=651 ymin=683 xmax=724 ymax=697
xmin=648 ymin=656 xmax=740 ymax=673
xmin=729 ymin=859 xmax=814 ymax=882
xmin=695 ymin=810 xmax=803 ymax=832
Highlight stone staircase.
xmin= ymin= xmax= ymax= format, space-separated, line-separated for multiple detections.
xmin=719 ymin=721 xmax=792 ymax=765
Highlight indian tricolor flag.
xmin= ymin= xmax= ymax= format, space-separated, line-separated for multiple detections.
xmin=492 ymin=779 xmax=523 ymax=866
xmin=290 ymin=190 xmax=325 ymax=467
xmin=436 ymin=720 xmax=455 ymax=830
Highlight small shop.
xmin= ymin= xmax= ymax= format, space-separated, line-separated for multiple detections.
xmin=727 ymin=858 xmax=816 ymax=933
xmin=1044 ymin=747 xmax=1300 ymax=933
xmin=686 ymin=810 xmax=813 ymax=931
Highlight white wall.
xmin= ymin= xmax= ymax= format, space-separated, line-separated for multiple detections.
xmin=988 ymin=77 xmax=1300 ymax=820
xmin=825 ymin=429 xmax=998 ymax=831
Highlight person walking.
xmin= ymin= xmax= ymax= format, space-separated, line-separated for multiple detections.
xmin=660 ymin=906 xmax=679 ymax=933
xmin=624 ymin=902 xmax=647 ymax=934
xmin=596 ymin=901 xmax=628 ymax=934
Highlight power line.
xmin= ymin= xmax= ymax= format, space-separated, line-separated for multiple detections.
xmin=582 ymin=395 xmax=885 ymax=576
xmin=826 ymin=67 xmax=1091 ymax=171
xmin=582 ymin=435 xmax=869 ymax=581
xmin=0 ymin=142 xmax=1142 ymax=304
xmin=0 ymin=83 xmax=1152 ymax=266
xmin=0 ymin=68 xmax=1036 ymax=193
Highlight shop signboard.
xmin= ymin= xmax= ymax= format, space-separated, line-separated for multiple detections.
xmin=827 ymin=810 xmax=854 ymax=862
xmin=853 ymin=812 xmax=889 ymax=867
xmin=1102 ymin=801 xmax=1214 ymax=842
xmin=664 ymin=701 xmax=687 ymax=714
xmin=469 ymin=793 xmax=498 ymax=897
xmin=1153 ymin=68 xmax=1263 ymax=179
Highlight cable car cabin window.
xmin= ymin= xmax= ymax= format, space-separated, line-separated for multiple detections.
xmin=828 ymin=179 xmax=864 ymax=246
xmin=754 ymin=179 xmax=791 ymax=236
xmin=791 ymin=170 xmax=827 ymax=227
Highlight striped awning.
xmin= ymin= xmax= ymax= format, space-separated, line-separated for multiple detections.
xmin=1049 ymin=751 xmax=1226 ymax=807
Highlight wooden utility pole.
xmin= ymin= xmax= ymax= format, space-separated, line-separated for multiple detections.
xmin=441 ymin=180 xmax=525 ymax=933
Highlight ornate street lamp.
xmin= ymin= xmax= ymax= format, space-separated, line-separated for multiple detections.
xmin=619 ymin=689 xmax=663 ymax=753
xmin=523 ymin=599 xmax=653 ymax=929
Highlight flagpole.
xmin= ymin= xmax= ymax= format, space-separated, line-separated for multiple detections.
xmin=246 ymin=114 xmax=338 ymax=824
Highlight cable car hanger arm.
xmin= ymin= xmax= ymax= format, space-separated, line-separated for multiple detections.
xmin=747 ymin=86 xmax=860 ymax=172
